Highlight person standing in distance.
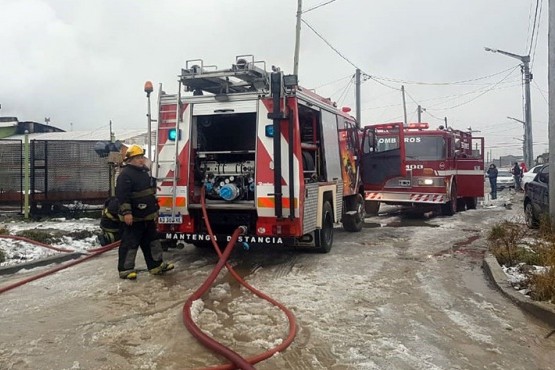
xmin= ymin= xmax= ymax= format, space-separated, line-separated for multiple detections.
xmin=116 ymin=144 xmax=174 ymax=280
xmin=511 ymin=162 xmax=522 ymax=192
xmin=486 ymin=163 xmax=498 ymax=200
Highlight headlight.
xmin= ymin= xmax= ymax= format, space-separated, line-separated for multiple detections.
xmin=417 ymin=178 xmax=435 ymax=186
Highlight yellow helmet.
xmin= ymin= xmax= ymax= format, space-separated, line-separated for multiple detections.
xmin=125 ymin=144 xmax=145 ymax=159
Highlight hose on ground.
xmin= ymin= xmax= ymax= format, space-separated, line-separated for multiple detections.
xmin=182 ymin=187 xmax=297 ymax=370
xmin=0 ymin=234 xmax=74 ymax=252
xmin=0 ymin=240 xmax=120 ymax=294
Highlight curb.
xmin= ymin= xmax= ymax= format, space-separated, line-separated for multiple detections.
xmin=483 ymin=252 xmax=555 ymax=328
xmin=0 ymin=252 xmax=85 ymax=275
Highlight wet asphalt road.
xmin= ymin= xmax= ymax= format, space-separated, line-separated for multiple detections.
xmin=1 ymin=190 xmax=555 ymax=369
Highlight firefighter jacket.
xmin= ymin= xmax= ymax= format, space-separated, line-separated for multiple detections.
xmin=100 ymin=196 xmax=120 ymax=232
xmin=115 ymin=164 xmax=159 ymax=221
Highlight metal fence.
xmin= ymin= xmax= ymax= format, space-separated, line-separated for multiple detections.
xmin=0 ymin=139 xmax=110 ymax=215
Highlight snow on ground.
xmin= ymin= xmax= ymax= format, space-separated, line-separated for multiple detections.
xmin=0 ymin=218 xmax=101 ymax=267
xmin=0 ymin=187 xmax=528 ymax=281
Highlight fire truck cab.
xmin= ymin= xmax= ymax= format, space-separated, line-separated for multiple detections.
xmin=153 ymin=55 xmax=405 ymax=252
xmin=363 ymin=123 xmax=484 ymax=216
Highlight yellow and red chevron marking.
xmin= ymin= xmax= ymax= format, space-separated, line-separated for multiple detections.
xmin=157 ymin=196 xmax=186 ymax=207
xmin=365 ymin=193 xmax=383 ymax=200
xmin=257 ymin=197 xmax=298 ymax=208
xmin=409 ymin=194 xmax=445 ymax=203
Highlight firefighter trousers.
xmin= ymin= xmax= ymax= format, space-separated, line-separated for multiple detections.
xmin=118 ymin=220 xmax=163 ymax=272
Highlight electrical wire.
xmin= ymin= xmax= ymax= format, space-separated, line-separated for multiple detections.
xmin=427 ymin=66 xmax=520 ymax=111
xmin=301 ymin=19 xmax=362 ymax=71
xmin=368 ymin=65 xmax=520 ymax=86
xmin=303 ymin=0 xmax=339 ymax=13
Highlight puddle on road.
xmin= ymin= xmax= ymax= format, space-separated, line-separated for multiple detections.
xmin=433 ymin=235 xmax=485 ymax=258
xmin=364 ymin=215 xmax=440 ymax=229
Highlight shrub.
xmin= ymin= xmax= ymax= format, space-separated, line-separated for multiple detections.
xmin=488 ymin=221 xmax=531 ymax=266
xmin=489 ymin=218 xmax=555 ymax=302
xmin=16 ymin=229 xmax=58 ymax=244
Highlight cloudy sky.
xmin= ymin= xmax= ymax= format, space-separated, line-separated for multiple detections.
xmin=0 ymin=0 xmax=549 ymax=159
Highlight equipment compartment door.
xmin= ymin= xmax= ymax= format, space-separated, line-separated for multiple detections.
xmin=360 ymin=122 xmax=406 ymax=189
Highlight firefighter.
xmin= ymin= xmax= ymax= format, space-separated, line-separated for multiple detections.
xmin=115 ymin=144 xmax=174 ymax=280
xmin=98 ymin=196 xmax=121 ymax=246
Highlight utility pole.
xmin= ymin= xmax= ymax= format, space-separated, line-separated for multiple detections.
xmin=293 ymin=0 xmax=302 ymax=76
xmin=549 ymin=0 xmax=555 ymax=220
xmin=485 ymin=47 xmax=533 ymax=168
xmin=401 ymin=85 xmax=408 ymax=126
xmin=355 ymin=69 xmax=361 ymax=127
xmin=444 ymin=117 xmax=448 ymax=129
xmin=144 ymin=81 xmax=154 ymax=164
xmin=417 ymin=105 xmax=424 ymax=123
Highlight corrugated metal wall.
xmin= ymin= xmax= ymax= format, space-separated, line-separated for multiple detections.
xmin=0 ymin=139 xmax=110 ymax=214
xmin=0 ymin=139 xmax=23 ymax=212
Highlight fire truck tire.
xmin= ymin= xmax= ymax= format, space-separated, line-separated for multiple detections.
xmin=364 ymin=200 xmax=380 ymax=216
xmin=314 ymin=201 xmax=334 ymax=253
xmin=465 ymin=197 xmax=477 ymax=210
xmin=456 ymin=198 xmax=467 ymax=212
xmin=343 ymin=194 xmax=364 ymax=232
xmin=440 ymin=183 xmax=457 ymax=216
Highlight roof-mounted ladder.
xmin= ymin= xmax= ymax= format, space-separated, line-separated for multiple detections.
xmin=179 ymin=55 xmax=270 ymax=95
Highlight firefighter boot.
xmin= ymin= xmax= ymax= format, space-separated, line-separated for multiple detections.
xmin=119 ymin=270 xmax=138 ymax=280
xmin=149 ymin=262 xmax=174 ymax=276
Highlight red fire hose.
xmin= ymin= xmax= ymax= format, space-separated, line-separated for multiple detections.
xmin=0 ymin=234 xmax=74 ymax=252
xmin=0 ymin=240 xmax=120 ymax=294
xmin=182 ymin=187 xmax=297 ymax=369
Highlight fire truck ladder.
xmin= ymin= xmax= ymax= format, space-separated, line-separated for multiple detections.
xmin=179 ymin=55 xmax=269 ymax=95
xmin=154 ymin=85 xmax=182 ymax=218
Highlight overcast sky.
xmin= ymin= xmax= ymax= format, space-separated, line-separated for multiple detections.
xmin=0 ymin=0 xmax=549 ymax=160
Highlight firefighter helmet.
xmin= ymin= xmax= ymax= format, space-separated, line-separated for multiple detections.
xmin=125 ymin=144 xmax=145 ymax=159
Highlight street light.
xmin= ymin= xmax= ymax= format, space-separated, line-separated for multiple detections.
xmin=484 ymin=47 xmax=533 ymax=168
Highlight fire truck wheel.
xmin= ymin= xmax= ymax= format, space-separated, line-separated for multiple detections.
xmin=364 ymin=200 xmax=380 ymax=216
xmin=465 ymin=197 xmax=477 ymax=210
xmin=315 ymin=201 xmax=334 ymax=253
xmin=343 ymin=194 xmax=364 ymax=232
xmin=456 ymin=198 xmax=467 ymax=212
xmin=440 ymin=183 xmax=457 ymax=216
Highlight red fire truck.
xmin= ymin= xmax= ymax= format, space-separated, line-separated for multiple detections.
xmin=363 ymin=122 xmax=484 ymax=216
xmin=152 ymin=55 xmax=405 ymax=252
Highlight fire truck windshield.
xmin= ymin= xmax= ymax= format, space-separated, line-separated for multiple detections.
xmin=377 ymin=135 xmax=445 ymax=160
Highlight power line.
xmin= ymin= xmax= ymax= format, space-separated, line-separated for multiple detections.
xmin=301 ymin=19 xmax=362 ymax=71
xmin=303 ymin=0 xmax=338 ymax=13
xmin=427 ymin=66 xmax=520 ymax=111
xmin=312 ymin=74 xmax=353 ymax=90
xmin=528 ymin=0 xmax=541 ymax=56
xmin=368 ymin=65 xmax=520 ymax=86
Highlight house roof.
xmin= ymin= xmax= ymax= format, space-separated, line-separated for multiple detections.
xmin=7 ymin=129 xmax=148 ymax=142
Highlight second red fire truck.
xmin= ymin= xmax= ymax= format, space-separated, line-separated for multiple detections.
xmin=363 ymin=122 xmax=484 ymax=216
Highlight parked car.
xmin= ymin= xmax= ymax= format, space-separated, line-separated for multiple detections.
xmin=524 ymin=164 xmax=549 ymax=228
xmin=496 ymin=169 xmax=514 ymax=190
xmin=521 ymin=164 xmax=544 ymax=189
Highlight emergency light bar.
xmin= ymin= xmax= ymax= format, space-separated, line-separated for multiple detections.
xmin=407 ymin=123 xmax=429 ymax=129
